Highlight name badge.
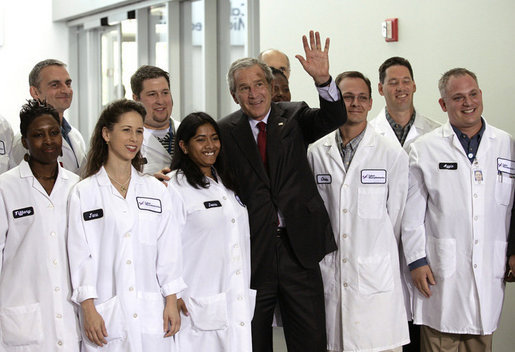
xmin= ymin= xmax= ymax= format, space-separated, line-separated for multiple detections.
xmin=13 ymin=206 xmax=34 ymax=219
xmin=83 ymin=209 xmax=104 ymax=221
xmin=439 ymin=162 xmax=458 ymax=170
xmin=316 ymin=174 xmax=332 ymax=184
xmin=137 ymin=197 xmax=162 ymax=213
xmin=361 ymin=169 xmax=386 ymax=184
xmin=497 ymin=158 xmax=515 ymax=175
xmin=0 ymin=141 xmax=5 ymax=155
xmin=204 ymin=200 xmax=222 ymax=209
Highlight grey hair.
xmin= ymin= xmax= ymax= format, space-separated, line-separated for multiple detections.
xmin=227 ymin=58 xmax=273 ymax=93
xmin=29 ymin=59 xmax=67 ymax=88
xmin=438 ymin=68 xmax=478 ymax=98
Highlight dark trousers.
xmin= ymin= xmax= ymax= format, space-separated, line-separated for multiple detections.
xmin=251 ymin=232 xmax=327 ymax=352
xmin=403 ymin=321 xmax=421 ymax=352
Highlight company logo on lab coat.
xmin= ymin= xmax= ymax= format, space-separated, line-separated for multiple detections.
xmin=316 ymin=174 xmax=332 ymax=184
xmin=497 ymin=157 xmax=515 ymax=175
xmin=361 ymin=169 xmax=387 ymax=184
xmin=439 ymin=162 xmax=458 ymax=170
xmin=83 ymin=209 xmax=104 ymax=221
xmin=204 ymin=200 xmax=222 ymax=209
xmin=136 ymin=197 xmax=162 ymax=213
xmin=12 ymin=206 xmax=34 ymax=219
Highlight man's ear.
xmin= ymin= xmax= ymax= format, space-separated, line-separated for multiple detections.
xmin=133 ymin=93 xmax=139 ymax=101
xmin=29 ymin=86 xmax=39 ymax=100
xmin=378 ymin=82 xmax=384 ymax=97
xmin=230 ymin=91 xmax=240 ymax=105
xmin=438 ymin=98 xmax=447 ymax=112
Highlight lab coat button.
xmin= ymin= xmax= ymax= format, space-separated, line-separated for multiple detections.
xmin=50 ymin=232 xmax=56 ymax=237
xmin=223 ymin=196 xmax=227 ymax=200
xmin=56 ymin=313 xmax=62 ymax=319
xmin=342 ymin=233 xmax=347 ymax=239
xmin=474 ymin=264 xmax=477 ymax=269
xmin=126 ymin=260 xmax=132 ymax=265
xmin=53 ymin=259 xmax=58 ymax=265
xmin=474 ymin=216 xmax=478 ymax=221
xmin=473 ymin=194 xmax=478 ymax=198
xmin=475 ymin=240 xmax=479 ymax=245
xmin=343 ymin=184 xmax=348 ymax=189
xmin=133 ymin=313 xmax=138 ymax=318
xmin=129 ymin=287 xmax=134 ymax=292
xmin=231 ymin=219 xmax=236 ymax=223
xmin=342 ymin=258 xmax=347 ymax=263
xmin=57 ymin=340 xmax=63 ymax=346
xmin=342 ymin=209 xmax=348 ymax=214
xmin=236 ymin=270 xmax=241 ymax=275
xmin=240 ymin=322 xmax=245 ymax=326
xmin=55 ymin=287 xmax=60 ymax=292
xmin=343 ymin=282 xmax=348 ymax=288
xmin=48 ymin=203 xmax=54 ymax=209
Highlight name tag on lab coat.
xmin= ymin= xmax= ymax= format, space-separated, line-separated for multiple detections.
xmin=83 ymin=209 xmax=104 ymax=221
xmin=12 ymin=206 xmax=34 ymax=219
xmin=136 ymin=197 xmax=162 ymax=213
xmin=361 ymin=169 xmax=386 ymax=184
xmin=204 ymin=200 xmax=222 ymax=209
xmin=316 ymin=174 xmax=332 ymax=184
xmin=439 ymin=162 xmax=458 ymax=170
xmin=497 ymin=158 xmax=515 ymax=175
xmin=0 ymin=141 xmax=5 ymax=155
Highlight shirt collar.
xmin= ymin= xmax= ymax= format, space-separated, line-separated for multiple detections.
xmin=451 ymin=117 xmax=485 ymax=141
xmin=61 ymin=117 xmax=72 ymax=137
xmin=248 ymin=108 xmax=272 ymax=129
xmin=385 ymin=108 xmax=416 ymax=130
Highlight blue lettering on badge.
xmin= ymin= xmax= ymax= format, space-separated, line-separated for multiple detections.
xmin=204 ymin=200 xmax=222 ymax=209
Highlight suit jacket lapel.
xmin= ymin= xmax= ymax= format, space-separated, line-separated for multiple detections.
xmin=229 ymin=111 xmax=270 ymax=186
xmin=266 ymin=105 xmax=288 ymax=178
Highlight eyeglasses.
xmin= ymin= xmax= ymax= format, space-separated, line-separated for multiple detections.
xmin=342 ymin=95 xmax=370 ymax=104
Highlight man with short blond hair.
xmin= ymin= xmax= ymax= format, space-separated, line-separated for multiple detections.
xmin=402 ymin=68 xmax=514 ymax=352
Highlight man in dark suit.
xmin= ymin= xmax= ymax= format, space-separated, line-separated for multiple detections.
xmin=218 ymin=31 xmax=346 ymax=352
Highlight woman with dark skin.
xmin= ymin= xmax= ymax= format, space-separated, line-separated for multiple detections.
xmin=167 ymin=112 xmax=255 ymax=351
xmin=0 ymin=99 xmax=80 ymax=350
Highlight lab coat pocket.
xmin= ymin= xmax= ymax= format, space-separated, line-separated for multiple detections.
xmin=187 ymin=292 xmax=229 ymax=331
xmin=248 ymin=289 xmax=257 ymax=319
xmin=320 ymin=252 xmax=337 ymax=296
xmin=358 ymin=254 xmax=394 ymax=295
xmin=94 ymin=296 xmax=127 ymax=343
xmin=0 ymin=302 xmax=43 ymax=346
xmin=358 ymin=186 xmax=386 ymax=219
xmin=138 ymin=291 xmax=165 ymax=334
xmin=493 ymin=241 xmax=508 ymax=279
xmin=495 ymin=178 xmax=513 ymax=206
xmin=138 ymin=213 xmax=161 ymax=245
xmin=426 ymin=237 xmax=456 ymax=279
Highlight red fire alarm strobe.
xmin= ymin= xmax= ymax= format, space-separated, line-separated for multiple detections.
xmin=382 ymin=18 xmax=398 ymax=42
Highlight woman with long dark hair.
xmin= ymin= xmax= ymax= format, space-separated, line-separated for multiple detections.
xmin=68 ymin=99 xmax=185 ymax=352
xmin=167 ymin=112 xmax=254 ymax=351
xmin=0 ymin=99 xmax=80 ymax=350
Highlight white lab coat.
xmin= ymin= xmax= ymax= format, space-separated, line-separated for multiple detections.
xmin=307 ymin=126 xmax=410 ymax=352
xmin=0 ymin=160 xmax=80 ymax=351
xmin=0 ymin=116 xmax=13 ymax=174
xmin=9 ymin=121 xmax=86 ymax=175
xmin=67 ymin=166 xmax=186 ymax=352
xmin=167 ymin=170 xmax=255 ymax=352
xmin=370 ymin=107 xmax=441 ymax=151
xmin=370 ymin=107 xmax=440 ymax=319
xmin=141 ymin=119 xmax=180 ymax=175
xmin=402 ymin=121 xmax=514 ymax=334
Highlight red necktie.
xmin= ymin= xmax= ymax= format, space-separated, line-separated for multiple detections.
xmin=257 ymin=121 xmax=267 ymax=167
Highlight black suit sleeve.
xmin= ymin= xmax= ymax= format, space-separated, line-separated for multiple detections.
xmin=294 ymin=92 xmax=347 ymax=146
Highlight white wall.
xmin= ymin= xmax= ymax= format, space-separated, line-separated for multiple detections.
xmin=0 ymin=0 xmax=68 ymax=132
xmin=260 ymin=1 xmax=515 ymax=350
xmin=260 ymin=0 xmax=515 ymax=135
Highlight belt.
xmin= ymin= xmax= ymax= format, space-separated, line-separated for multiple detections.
xmin=276 ymin=227 xmax=287 ymax=237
